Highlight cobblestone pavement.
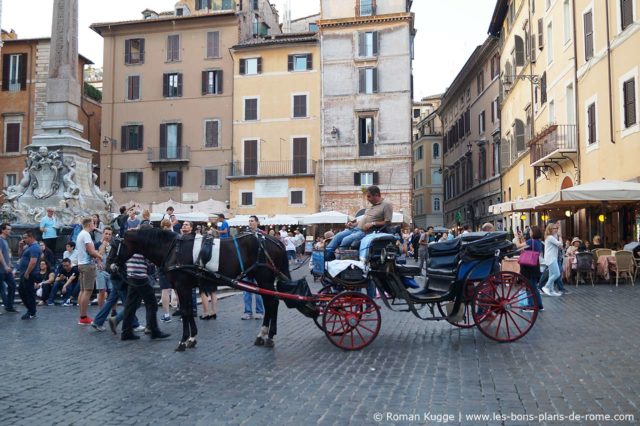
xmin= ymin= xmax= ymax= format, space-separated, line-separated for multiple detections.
xmin=0 ymin=264 xmax=638 ymax=425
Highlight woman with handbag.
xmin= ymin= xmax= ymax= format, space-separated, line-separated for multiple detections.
xmin=518 ymin=225 xmax=544 ymax=311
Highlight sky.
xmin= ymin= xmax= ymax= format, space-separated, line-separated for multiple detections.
xmin=1 ymin=0 xmax=496 ymax=99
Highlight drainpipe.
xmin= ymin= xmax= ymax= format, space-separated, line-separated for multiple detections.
xmin=528 ymin=0 xmax=537 ymax=198
xmin=26 ymin=42 xmax=34 ymax=146
xmin=319 ymin=30 xmax=325 ymax=197
xmin=605 ymin=0 xmax=615 ymax=144
xmin=571 ymin=0 xmax=581 ymax=184
xmin=109 ymin=32 xmax=116 ymax=194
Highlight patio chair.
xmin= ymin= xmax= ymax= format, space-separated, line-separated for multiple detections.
xmin=575 ymin=252 xmax=595 ymax=287
xmin=634 ymin=255 xmax=640 ymax=283
xmin=595 ymin=248 xmax=612 ymax=258
xmin=610 ymin=250 xmax=635 ymax=287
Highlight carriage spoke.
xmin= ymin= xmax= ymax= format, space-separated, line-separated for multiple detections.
xmin=504 ymin=310 xmax=524 ymax=335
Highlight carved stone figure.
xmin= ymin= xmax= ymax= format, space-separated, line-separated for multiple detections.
xmin=3 ymin=168 xmax=31 ymax=201
xmin=62 ymin=158 xmax=80 ymax=200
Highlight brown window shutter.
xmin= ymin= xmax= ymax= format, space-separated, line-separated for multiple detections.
xmin=177 ymin=123 xmax=183 ymax=148
xmin=138 ymin=125 xmax=144 ymax=150
xmin=373 ymin=172 xmax=379 ymax=185
xmin=307 ymin=54 xmax=312 ymax=70
xmin=159 ymin=171 xmax=165 ymax=187
xmin=177 ymin=171 xmax=183 ymax=187
xmin=5 ymin=123 xmax=20 ymax=152
xmin=177 ymin=73 xmax=183 ymax=97
xmin=125 ymin=39 xmax=131 ymax=64
xmin=201 ymin=71 xmax=208 ymax=95
xmin=160 ymin=124 xmax=167 ymax=151
xmin=288 ymin=55 xmax=293 ymax=71
xmin=538 ymin=18 xmax=544 ymax=49
xmin=2 ymin=55 xmax=10 ymax=91
xmin=358 ymin=32 xmax=366 ymax=56
xmin=19 ymin=53 xmax=27 ymax=90
xmin=120 ymin=173 xmax=126 ymax=188
xmin=359 ymin=69 xmax=366 ymax=93
xmin=121 ymin=126 xmax=127 ymax=151
xmin=372 ymin=68 xmax=378 ymax=93
xmin=587 ymin=103 xmax=596 ymax=143
xmin=218 ymin=70 xmax=223 ymax=94
xmin=139 ymin=39 xmax=145 ymax=63
xmin=162 ymin=73 xmax=168 ymax=97
xmin=354 ymin=173 xmax=361 ymax=186
xmin=621 ymin=0 xmax=633 ymax=30
xmin=257 ymin=57 xmax=262 ymax=73
xmin=373 ymin=31 xmax=379 ymax=55
xmin=584 ymin=11 xmax=594 ymax=60
xmin=138 ymin=172 xmax=143 ymax=188
xmin=623 ymin=79 xmax=637 ymax=127
xmin=239 ymin=59 xmax=246 ymax=75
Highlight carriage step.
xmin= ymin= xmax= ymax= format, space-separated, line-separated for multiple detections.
xmin=408 ymin=289 xmax=449 ymax=302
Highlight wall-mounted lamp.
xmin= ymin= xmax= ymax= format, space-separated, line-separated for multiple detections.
xmin=541 ymin=214 xmax=548 ymax=222
xmin=520 ymin=214 xmax=527 ymax=221
xmin=564 ymin=210 xmax=571 ymax=217
xmin=598 ymin=214 xmax=606 ymax=223
xmin=102 ymin=137 xmax=117 ymax=148
xmin=330 ymin=127 xmax=339 ymax=139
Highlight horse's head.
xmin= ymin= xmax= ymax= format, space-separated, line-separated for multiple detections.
xmin=105 ymin=234 xmax=134 ymax=275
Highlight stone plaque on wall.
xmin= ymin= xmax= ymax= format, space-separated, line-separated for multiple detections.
xmin=255 ymin=179 xmax=288 ymax=198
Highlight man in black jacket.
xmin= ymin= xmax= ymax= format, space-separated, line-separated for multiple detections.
xmin=411 ymin=228 xmax=421 ymax=261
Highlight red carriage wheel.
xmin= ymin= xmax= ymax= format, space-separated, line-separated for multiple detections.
xmin=322 ymin=291 xmax=381 ymax=351
xmin=313 ymin=284 xmax=337 ymax=332
xmin=471 ymin=271 xmax=539 ymax=342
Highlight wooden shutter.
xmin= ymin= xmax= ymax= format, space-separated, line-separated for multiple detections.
xmin=538 ymin=19 xmax=544 ymax=49
xmin=176 ymin=123 xmax=183 ymax=152
xmin=359 ymin=69 xmax=366 ymax=93
xmin=139 ymin=39 xmax=145 ymax=63
xmin=307 ymin=54 xmax=312 ymax=70
xmin=621 ymin=0 xmax=633 ymax=30
xmin=201 ymin=71 xmax=208 ymax=95
xmin=5 ymin=123 xmax=20 ymax=152
xmin=287 ymin=55 xmax=294 ymax=71
xmin=159 ymin=171 xmax=166 ymax=187
xmin=587 ymin=103 xmax=596 ymax=144
xmin=244 ymin=139 xmax=258 ymax=175
xmin=358 ymin=33 xmax=366 ymax=56
xmin=121 ymin=126 xmax=127 ymax=151
xmin=18 ymin=53 xmax=27 ymax=90
xmin=373 ymin=172 xmax=379 ymax=185
xmin=125 ymin=39 xmax=131 ymax=64
xmin=584 ymin=11 xmax=594 ymax=60
xmin=623 ymin=79 xmax=636 ymax=128
xmin=372 ymin=31 xmax=379 ymax=55
xmin=137 ymin=172 xmax=143 ymax=188
xmin=293 ymin=137 xmax=307 ymax=174
xmin=217 ymin=70 xmax=223 ymax=94
xmin=162 ymin=73 xmax=169 ymax=97
xmin=160 ymin=124 xmax=167 ymax=159
xmin=239 ymin=59 xmax=246 ymax=75
xmin=257 ymin=57 xmax=262 ymax=73
xmin=207 ymin=32 xmax=219 ymax=58
xmin=540 ymin=72 xmax=547 ymax=104
xmin=372 ymin=68 xmax=378 ymax=93
xmin=354 ymin=173 xmax=361 ymax=186
xmin=515 ymin=35 xmax=524 ymax=66
xmin=2 ymin=55 xmax=9 ymax=91
xmin=138 ymin=125 xmax=144 ymax=150
xmin=120 ymin=173 xmax=126 ymax=188
xmin=177 ymin=171 xmax=183 ymax=187
xmin=177 ymin=73 xmax=183 ymax=97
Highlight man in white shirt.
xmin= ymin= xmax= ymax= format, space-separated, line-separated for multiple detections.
xmin=62 ymin=242 xmax=79 ymax=266
xmin=76 ymin=217 xmax=103 ymax=325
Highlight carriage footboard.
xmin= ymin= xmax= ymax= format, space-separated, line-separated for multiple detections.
xmin=276 ymin=278 xmax=318 ymax=318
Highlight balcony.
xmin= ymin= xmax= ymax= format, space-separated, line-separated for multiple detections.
xmin=228 ymin=160 xmax=317 ymax=179
xmin=529 ymin=124 xmax=577 ymax=167
xmin=147 ymin=146 xmax=191 ymax=164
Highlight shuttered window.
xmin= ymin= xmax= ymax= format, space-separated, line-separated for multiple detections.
xmin=159 ymin=171 xmax=182 ymax=188
xmin=204 ymin=120 xmax=220 ymax=147
xmin=244 ymin=98 xmax=258 ymax=121
xmin=584 ymin=11 xmax=594 ymax=61
xmin=537 ymin=18 xmax=544 ymax=49
xmin=621 ymin=0 xmax=634 ymax=31
xmin=241 ymin=192 xmax=253 ymax=206
xmin=540 ymin=72 xmax=547 ymax=104
xmin=120 ymin=125 xmax=144 ymax=151
xmin=287 ymin=54 xmax=312 ymax=71
xmin=2 ymin=53 xmax=27 ymax=91
xmin=239 ymin=58 xmax=261 ymax=75
xmin=120 ymin=172 xmax=143 ymax=188
xmin=124 ymin=39 xmax=145 ymax=64
xmin=127 ymin=75 xmax=140 ymax=100
xmin=206 ymin=31 xmax=220 ymax=58
xmin=195 ymin=0 xmax=212 ymax=10
xmin=204 ymin=169 xmax=219 ymax=186
xmin=5 ymin=122 xmax=21 ymax=153
xmin=359 ymin=68 xmax=378 ymax=94
xmin=290 ymin=190 xmax=303 ymax=205
xmin=293 ymin=95 xmax=307 ymax=118
xmin=163 ymin=73 xmax=182 ymax=97
xmin=623 ymin=78 xmax=637 ymax=128
xmin=358 ymin=31 xmax=379 ymax=57
xmin=587 ymin=103 xmax=597 ymax=144
xmin=292 ymin=138 xmax=307 ymax=174
xmin=243 ymin=139 xmax=258 ymax=175
xmin=201 ymin=70 xmax=223 ymax=95
xmin=167 ymin=35 xmax=180 ymax=62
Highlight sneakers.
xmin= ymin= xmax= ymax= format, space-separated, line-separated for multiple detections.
xmin=541 ymin=286 xmax=561 ymax=297
xmin=143 ymin=327 xmax=152 ymax=335
xmin=78 ymin=317 xmax=93 ymax=325
xmin=160 ymin=314 xmax=172 ymax=323
xmin=5 ymin=308 xmax=19 ymax=313
xmin=241 ymin=313 xmax=253 ymax=320
xmin=253 ymin=313 xmax=263 ymax=320
xmin=91 ymin=323 xmax=106 ymax=332
xmin=46 ymin=302 xmax=54 ymax=307
xmin=133 ymin=325 xmax=146 ymax=332
xmin=108 ymin=316 xmax=118 ymax=334
xmin=21 ymin=313 xmax=36 ymax=320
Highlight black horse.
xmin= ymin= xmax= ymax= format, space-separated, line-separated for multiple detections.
xmin=106 ymin=227 xmax=290 ymax=351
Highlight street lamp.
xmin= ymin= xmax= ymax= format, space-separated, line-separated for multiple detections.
xmin=102 ymin=137 xmax=117 ymax=193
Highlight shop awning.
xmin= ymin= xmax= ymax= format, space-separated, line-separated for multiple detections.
xmin=488 ymin=201 xmax=515 ymax=214
xmin=261 ymin=215 xmax=299 ymax=225
xmin=301 ymin=211 xmax=352 ymax=225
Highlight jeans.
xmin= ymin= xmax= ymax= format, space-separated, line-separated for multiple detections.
xmin=243 ymin=291 xmax=264 ymax=315
xmin=96 ymin=270 xmax=112 ymax=291
xmin=121 ymin=278 xmax=159 ymax=337
xmin=0 ymin=270 xmax=17 ymax=310
xmin=325 ymin=228 xmax=365 ymax=254
xmin=524 ymin=275 xmax=543 ymax=309
xmin=543 ymin=261 xmax=560 ymax=291
xmin=18 ymin=273 xmax=37 ymax=316
xmin=555 ymin=256 xmax=566 ymax=292
xmin=94 ymin=276 xmax=137 ymax=327
xmin=417 ymin=247 xmax=428 ymax=272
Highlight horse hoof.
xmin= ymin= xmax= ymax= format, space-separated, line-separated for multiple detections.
xmin=264 ymin=338 xmax=274 ymax=348
xmin=254 ymin=336 xmax=265 ymax=346
xmin=175 ymin=342 xmax=187 ymax=352
xmin=186 ymin=339 xmax=197 ymax=349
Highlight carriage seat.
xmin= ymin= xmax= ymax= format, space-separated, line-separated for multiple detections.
xmin=396 ymin=264 xmax=421 ymax=276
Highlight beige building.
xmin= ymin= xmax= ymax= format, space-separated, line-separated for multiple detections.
xmin=440 ymin=37 xmax=502 ymax=230
xmin=229 ymin=33 xmax=321 ymax=215
xmin=412 ymin=95 xmax=444 ymax=228
xmin=489 ymin=0 xmax=639 ymax=242
xmin=91 ymin=0 xmax=280 ymax=210
xmin=318 ymin=0 xmax=415 ymax=220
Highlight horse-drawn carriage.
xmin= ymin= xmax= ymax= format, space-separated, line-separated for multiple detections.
xmin=109 ymin=229 xmax=539 ymax=351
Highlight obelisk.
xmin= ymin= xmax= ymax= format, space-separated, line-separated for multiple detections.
xmin=1 ymin=0 xmax=112 ymax=226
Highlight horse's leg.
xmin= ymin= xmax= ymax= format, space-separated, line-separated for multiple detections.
xmin=254 ymin=293 xmax=268 ymax=346
xmin=265 ymin=295 xmax=279 ymax=348
xmin=185 ymin=286 xmax=198 ymax=349
xmin=175 ymin=285 xmax=191 ymax=352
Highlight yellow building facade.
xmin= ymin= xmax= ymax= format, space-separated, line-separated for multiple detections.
xmin=229 ymin=34 xmax=321 ymax=215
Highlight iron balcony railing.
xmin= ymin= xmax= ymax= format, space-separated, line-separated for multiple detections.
xmin=229 ymin=160 xmax=316 ymax=178
xmin=529 ymin=124 xmax=577 ymax=165
xmin=147 ymin=146 xmax=191 ymax=163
